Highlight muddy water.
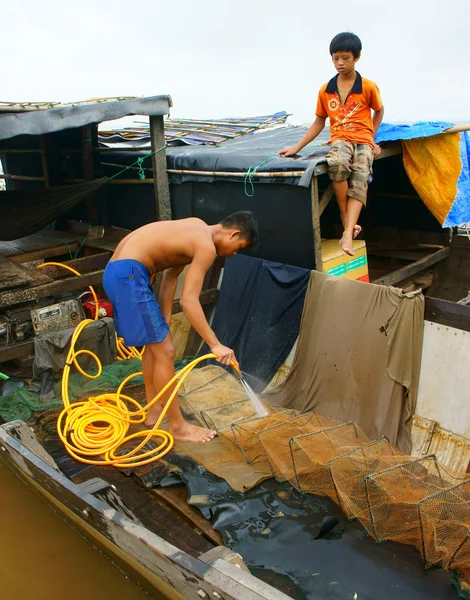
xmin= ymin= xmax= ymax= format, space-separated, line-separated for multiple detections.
xmin=0 ymin=458 xmax=155 ymax=600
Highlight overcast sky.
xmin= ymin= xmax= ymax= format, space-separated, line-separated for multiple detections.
xmin=1 ymin=0 xmax=469 ymax=124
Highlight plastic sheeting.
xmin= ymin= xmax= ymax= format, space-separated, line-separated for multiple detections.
xmin=376 ymin=122 xmax=470 ymax=227
xmin=130 ymin=453 xmax=456 ymax=600
xmin=0 ymin=96 xmax=171 ymax=141
xmin=198 ymin=255 xmax=310 ymax=391
xmin=30 ymin=318 xmax=117 ymax=401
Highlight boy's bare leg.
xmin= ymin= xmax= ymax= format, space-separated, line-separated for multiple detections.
xmin=144 ymin=336 xmax=216 ymax=442
xmin=333 ymin=180 xmax=362 ymax=238
xmin=340 ymin=198 xmax=363 ymax=256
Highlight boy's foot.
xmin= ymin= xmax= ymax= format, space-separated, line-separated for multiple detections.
xmin=340 ymin=232 xmax=354 ymax=256
xmin=171 ymin=421 xmax=217 ymax=443
xmin=353 ymin=224 xmax=362 ymax=239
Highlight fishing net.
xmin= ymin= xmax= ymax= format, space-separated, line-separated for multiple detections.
xmin=328 ymin=437 xmax=405 ymax=524
xmin=365 ymin=455 xmax=462 ymax=549
xmin=0 ymin=358 xmax=146 ymax=423
xmin=419 ymin=479 xmax=470 ymax=574
xmin=257 ymin=412 xmax=340 ymax=484
xmin=178 ymin=365 xmax=249 ymax=426
xmin=290 ymin=422 xmax=371 ymax=501
xmin=231 ymin=411 xmax=298 ymax=464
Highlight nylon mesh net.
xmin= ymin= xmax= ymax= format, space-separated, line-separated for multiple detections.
xmin=178 ymin=366 xmax=470 ymax=587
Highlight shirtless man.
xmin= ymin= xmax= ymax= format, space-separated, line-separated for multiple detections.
xmin=102 ymin=211 xmax=259 ymax=443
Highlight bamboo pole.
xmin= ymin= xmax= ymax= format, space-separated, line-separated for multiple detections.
xmin=443 ymin=124 xmax=470 ymax=134
xmin=0 ymin=174 xmax=45 ymax=181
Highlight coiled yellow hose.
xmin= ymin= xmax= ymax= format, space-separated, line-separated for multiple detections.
xmin=37 ymin=262 xmax=232 ymax=468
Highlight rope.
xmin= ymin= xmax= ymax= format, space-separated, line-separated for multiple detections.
xmin=244 ymin=155 xmax=279 ymax=197
xmin=108 ymin=145 xmax=167 ymax=181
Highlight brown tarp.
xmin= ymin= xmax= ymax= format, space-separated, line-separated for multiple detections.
xmin=263 ymin=271 xmax=424 ymax=453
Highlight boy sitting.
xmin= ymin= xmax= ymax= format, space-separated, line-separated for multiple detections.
xmin=280 ymin=32 xmax=384 ymax=256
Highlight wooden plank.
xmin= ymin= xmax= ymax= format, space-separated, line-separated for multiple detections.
xmin=310 ymin=177 xmax=323 ymax=272
xmin=0 ymin=269 xmax=105 ymax=308
xmin=150 ymin=115 xmax=171 ymax=221
xmin=0 ymin=256 xmax=34 ymax=291
xmin=0 ymin=424 xmax=290 ymax=600
xmin=152 ymin=486 xmax=223 ymax=546
xmin=8 ymin=242 xmax=80 ymax=264
xmin=424 ymin=296 xmax=470 ymax=332
xmin=0 ymin=339 xmax=34 ymax=363
xmin=82 ymin=124 xmax=98 ymax=223
xmin=38 ymin=252 xmax=112 ymax=279
xmin=73 ymin=466 xmax=214 ymax=557
xmin=372 ymin=247 xmax=450 ymax=287
xmin=319 ymin=183 xmax=334 ymax=216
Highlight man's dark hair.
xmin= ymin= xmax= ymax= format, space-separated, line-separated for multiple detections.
xmin=329 ymin=32 xmax=362 ymax=58
xmin=220 ymin=211 xmax=259 ymax=247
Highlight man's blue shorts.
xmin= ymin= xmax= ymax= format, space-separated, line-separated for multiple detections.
xmin=102 ymin=259 xmax=169 ymax=346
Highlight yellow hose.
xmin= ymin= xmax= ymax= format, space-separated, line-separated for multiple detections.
xmin=37 ymin=261 xmax=234 ymax=468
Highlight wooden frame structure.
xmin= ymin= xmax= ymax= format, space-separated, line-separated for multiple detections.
xmin=308 ymin=141 xmax=452 ymax=284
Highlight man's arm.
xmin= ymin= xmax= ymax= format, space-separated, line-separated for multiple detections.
xmin=158 ymin=266 xmax=185 ymax=324
xmin=279 ymin=116 xmax=327 ymax=157
xmin=372 ymin=107 xmax=385 ymax=158
xmin=179 ymin=245 xmax=238 ymax=367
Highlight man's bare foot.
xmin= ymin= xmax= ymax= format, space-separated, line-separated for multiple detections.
xmin=144 ymin=405 xmax=163 ymax=428
xmin=340 ymin=232 xmax=354 ymax=256
xmin=171 ymin=421 xmax=217 ymax=443
xmin=353 ymin=224 xmax=362 ymax=239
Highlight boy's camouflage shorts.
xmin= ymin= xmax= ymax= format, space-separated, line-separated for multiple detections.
xmin=326 ymin=140 xmax=374 ymax=205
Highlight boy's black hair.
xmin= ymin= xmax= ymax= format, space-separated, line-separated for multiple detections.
xmin=329 ymin=32 xmax=362 ymax=58
xmin=220 ymin=211 xmax=259 ymax=247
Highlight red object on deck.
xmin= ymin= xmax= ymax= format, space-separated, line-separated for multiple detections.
xmin=80 ymin=292 xmax=114 ymax=319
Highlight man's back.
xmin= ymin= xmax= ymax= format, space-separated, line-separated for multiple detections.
xmin=111 ymin=218 xmax=214 ymax=274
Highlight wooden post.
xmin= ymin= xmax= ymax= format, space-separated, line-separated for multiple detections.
xmin=311 ymin=176 xmax=323 ymax=272
xmin=150 ymin=115 xmax=171 ymax=221
xmin=82 ymin=125 xmax=98 ymax=223
xmin=39 ymin=135 xmax=50 ymax=188
xmin=319 ymin=182 xmax=334 ymax=216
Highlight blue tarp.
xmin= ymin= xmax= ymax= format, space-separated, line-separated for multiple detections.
xmin=444 ymin=131 xmax=470 ymax=227
xmin=375 ymin=121 xmax=454 ymax=143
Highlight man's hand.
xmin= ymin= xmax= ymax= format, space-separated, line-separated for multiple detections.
xmin=211 ymin=343 xmax=239 ymax=369
xmin=373 ymin=143 xmax=381 ymax=158
xmin=279 ymin=146 xmax=299 ymax=158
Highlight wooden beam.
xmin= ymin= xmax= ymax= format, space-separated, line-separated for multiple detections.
xmin=425 ymin=296 xmax=470 ymax=332
xmin=0 ymin=269 xmax=105 ymax=309
xmin=9 ymin=242 xmax=80 ymax=264
xmin=0 ymin=174 xmax=45 ymax=181
xmin=372 ymin=247 xmax=450 ymax=287
xmin=319 ymin=183 xmax=334 ymax=216
xmin=151 ymin=486 xmax=223 ymax=546
xmin=82 ymin=125 xmax=98 ymax=224
xmin=150 ymin=115 xmax=171 ymax=221
xmin=310 ymin=177 xmax=323 ymax=272
xmin=0 ymin=339 xmax=34 ymax=363
xmin=37 ymin=252 xmax=112 ymax=279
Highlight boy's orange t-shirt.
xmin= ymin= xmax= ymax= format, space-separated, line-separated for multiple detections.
xmin=315 ymin=72 xmax=383 ymax=148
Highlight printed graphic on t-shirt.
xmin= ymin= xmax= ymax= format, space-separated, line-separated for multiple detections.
xmin=331 ymin=100 xmax=361 ymax=132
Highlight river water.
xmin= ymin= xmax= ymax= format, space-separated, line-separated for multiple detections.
xmin=0 ymin=457 xmax=153 ymax=600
